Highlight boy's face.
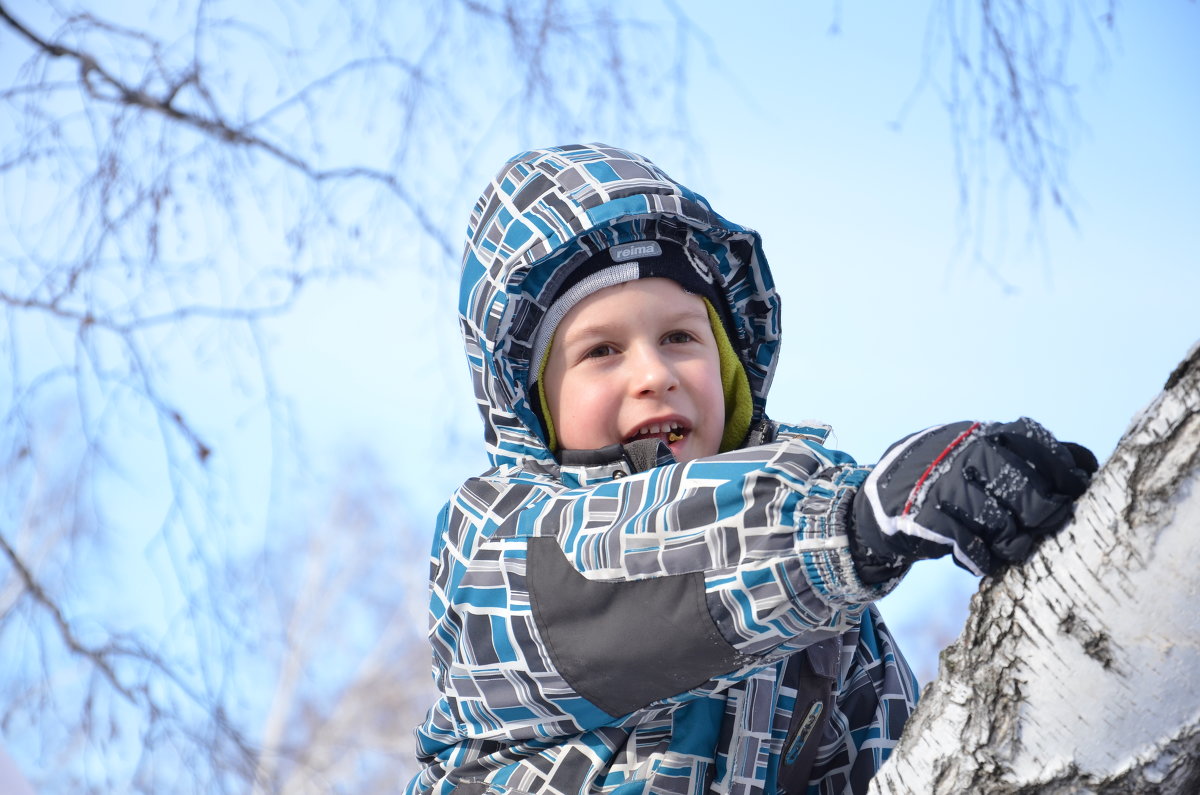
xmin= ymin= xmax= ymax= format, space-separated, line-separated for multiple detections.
xmin=542 ymin=277 xmax=725 ymax=464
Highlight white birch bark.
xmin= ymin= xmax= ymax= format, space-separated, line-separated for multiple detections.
xmin=872 ymin=342 xmax=1200 ymax=794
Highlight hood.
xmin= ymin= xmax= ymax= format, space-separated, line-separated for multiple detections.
xmin=458 ymin=143 xmax=782 ymax=469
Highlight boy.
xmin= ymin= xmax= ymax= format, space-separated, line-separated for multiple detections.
xmin=406 ymin=143 xmax=1095 ymax=795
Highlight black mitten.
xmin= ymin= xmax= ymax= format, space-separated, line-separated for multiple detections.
xmin=850 ymin=418 xmax=1098 ymax=583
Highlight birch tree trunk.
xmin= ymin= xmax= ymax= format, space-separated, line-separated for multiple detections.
xmin=872 ymin=342 xmax=1200 ymax=794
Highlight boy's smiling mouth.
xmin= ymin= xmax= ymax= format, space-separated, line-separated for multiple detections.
xmin=625 ymin=420 xmax=689 ymax=445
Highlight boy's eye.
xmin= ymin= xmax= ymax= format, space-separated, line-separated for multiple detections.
xmin=583 ymin=344 xmax=616 ymax=359
xmin=663 ymin=331 xmax=696 ymax=345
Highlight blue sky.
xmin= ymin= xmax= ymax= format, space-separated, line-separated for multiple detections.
xmin=261 ymin=2 xmax=1199 ymax=680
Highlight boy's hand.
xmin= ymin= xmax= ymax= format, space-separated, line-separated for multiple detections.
xmin=849 ymin=418 xmax=1098 ymax=583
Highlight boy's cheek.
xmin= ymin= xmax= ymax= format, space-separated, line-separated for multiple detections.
xmin=555 ymin=396 xmax=623 ymax=450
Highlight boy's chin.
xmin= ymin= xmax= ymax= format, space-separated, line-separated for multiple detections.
xmin=669 ymin=436 xmax=718 ymax=464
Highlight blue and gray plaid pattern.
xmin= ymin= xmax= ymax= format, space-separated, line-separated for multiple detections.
xmin=408 ymin=144 xmax=918 ymax=794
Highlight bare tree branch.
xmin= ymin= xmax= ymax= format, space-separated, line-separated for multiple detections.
xmin=896 ymin=0 xmax=1116 ymax=267
xmin=1 ymin=3 xmax=454 ymax=257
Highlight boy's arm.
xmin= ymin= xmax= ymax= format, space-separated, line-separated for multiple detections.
xmin=423 ymin=417 xmax=1095 ymax=746
xmin=427 ymin=431 xmax=883 ymax=737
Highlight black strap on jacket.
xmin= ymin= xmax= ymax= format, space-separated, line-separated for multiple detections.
xmin=776 ymin=639 xmax=840 ymax=794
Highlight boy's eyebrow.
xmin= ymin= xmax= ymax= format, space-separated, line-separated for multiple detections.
xmin=557 ymin=321 xmax=619 ymax=343
xmin=558 ymin=306 xmax=711 ymax=345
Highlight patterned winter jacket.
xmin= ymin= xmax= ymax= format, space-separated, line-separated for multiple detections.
xmin=406 ymin=144 xmax=919 ymax=795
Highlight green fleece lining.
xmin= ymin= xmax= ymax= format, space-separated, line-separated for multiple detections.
xmin=537 ymin=345 xmax=558 ymax=452
xmin=535 ymin=298 xmax=752 ymax=455
xmin=705 ymin=299 xmax=753 ymax=453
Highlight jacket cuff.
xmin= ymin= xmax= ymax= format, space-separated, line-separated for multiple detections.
xmin=801 ymin=467 xmax=906 ymax=603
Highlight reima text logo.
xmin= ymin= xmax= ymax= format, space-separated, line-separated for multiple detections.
xmin=609 ymin=241 xmax=662 ymax=262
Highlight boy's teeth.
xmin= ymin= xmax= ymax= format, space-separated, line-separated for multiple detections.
xmin=633 ymin=422 xmax=684 ymax=440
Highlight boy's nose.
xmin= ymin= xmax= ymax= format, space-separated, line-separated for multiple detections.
xmin=630 ymin=347 xmax=678 ymax=396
